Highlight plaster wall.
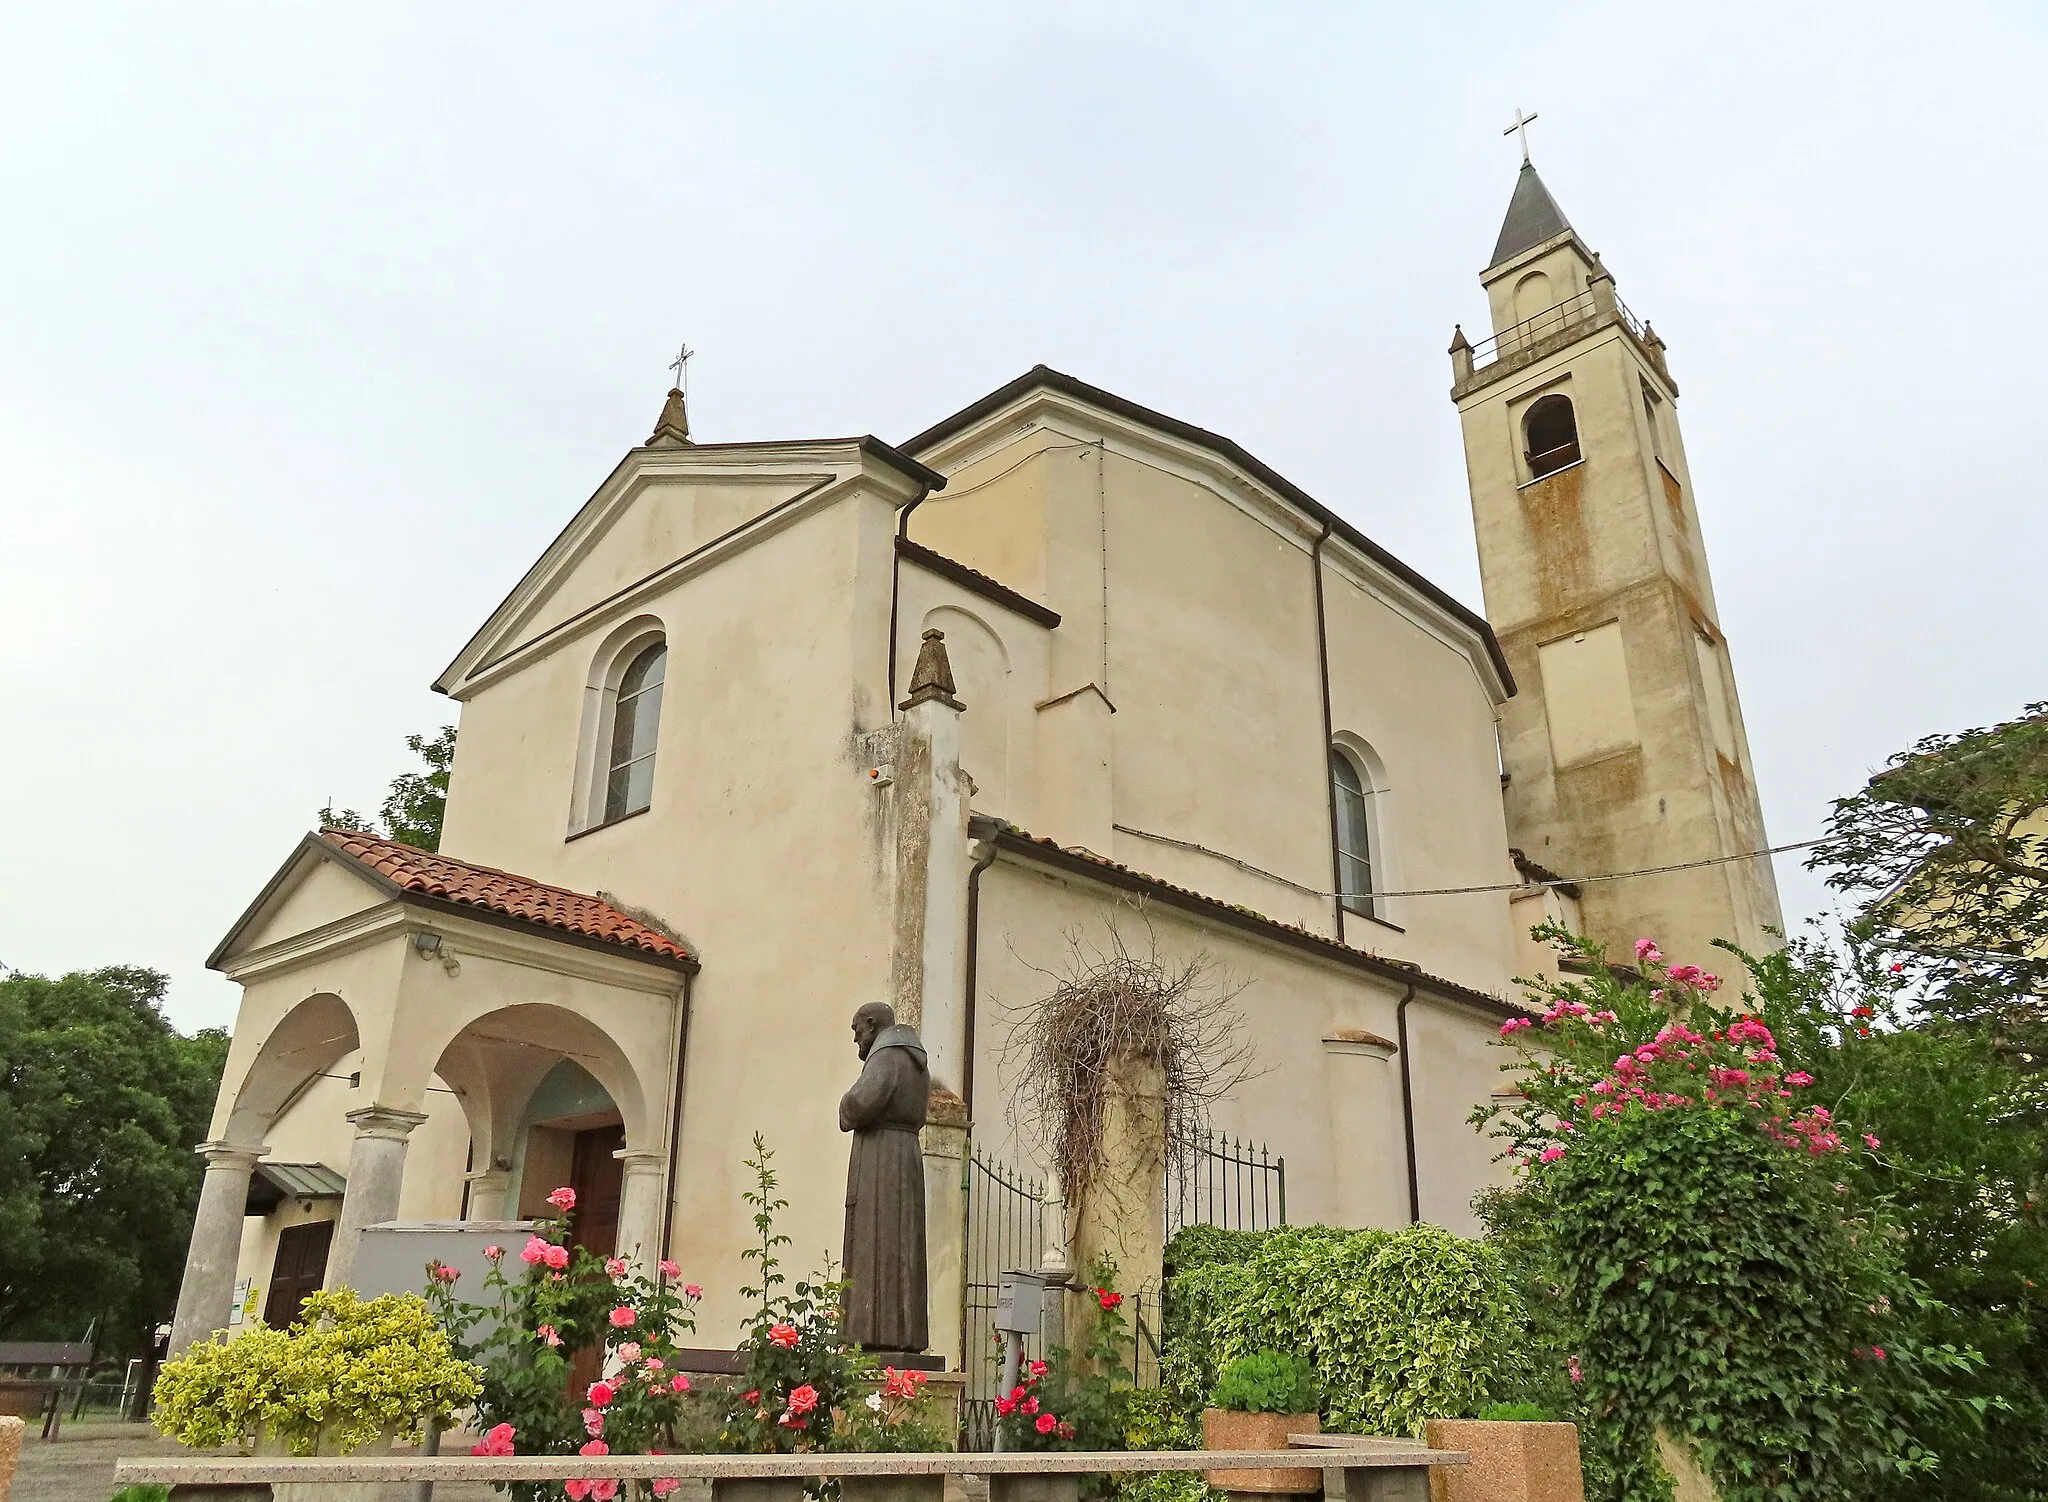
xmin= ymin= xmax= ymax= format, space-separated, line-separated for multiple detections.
xmin=967 ymin=859 xmax=1516 ymax=1249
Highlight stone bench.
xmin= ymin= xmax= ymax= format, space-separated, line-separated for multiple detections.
xmin=117 ymin=1439 xmax=1467 ymax=1502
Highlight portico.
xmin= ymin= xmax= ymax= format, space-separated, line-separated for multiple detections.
xmin=168 ymin=829 xmax=695 ymax=1352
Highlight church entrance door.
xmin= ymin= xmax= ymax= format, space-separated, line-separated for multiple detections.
xmin=566 ymin=1123 xmax=625 ymax=1396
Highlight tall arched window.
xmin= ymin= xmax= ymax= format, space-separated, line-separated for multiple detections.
xmin=1524 ymin=393 xmax=1580 ymax=479
xmin=1331 ymin=748 xmax=1375 ymax=916
xmin=603 ymin=640 xmax=667 ymax=823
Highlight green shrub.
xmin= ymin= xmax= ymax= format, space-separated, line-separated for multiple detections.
xmin=1211 ymin=1351 xmax=1321 ymax=1415
xmin=1477 ymin=1401 xmax=1554 ymax=1422
xmin=1161 ymin=1222 xmax=1528 ymax=1437
xmin=110 ymin=1488 xmax=170 ymax=1502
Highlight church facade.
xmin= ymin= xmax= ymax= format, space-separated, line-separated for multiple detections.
xmin=170 ymin=164 xmax=1777 ymax=1369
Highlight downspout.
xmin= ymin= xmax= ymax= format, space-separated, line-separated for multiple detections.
xmin=960 ymin=832 xmax=1001 ymax=1117
xmin=1310 ymin=520 xmax=1342 ymax=939
xmin=1395 ymin=982 xmax=1421 ymax=1224
xmin=886 ymin=486 xmax=935 ymax=715
xmin=657 ymin=970 xmax=695 ymax=1267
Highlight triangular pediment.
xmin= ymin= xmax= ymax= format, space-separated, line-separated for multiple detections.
xmin=209 ymin=835 xmax=397 ymax=971
xmin=434 ymin=437 xmax=941 ymax=698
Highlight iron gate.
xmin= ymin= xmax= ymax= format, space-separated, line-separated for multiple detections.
xmin=962 ymin=1150 xmax=1045 ymax=1449
xmin=1167 ymin=1130 xmax=1286 ymax=1235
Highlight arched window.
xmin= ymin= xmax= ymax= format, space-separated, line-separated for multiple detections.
xmin=1524 ymin=393 xmax=1580 ymax=479
xmin=1331 ymin=748 xmax=1375 ymax=916
xmin=603 ymin=640 xmax=667 ymax=823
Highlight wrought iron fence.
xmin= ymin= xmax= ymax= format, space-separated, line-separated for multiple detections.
xmin=1167 ymin=1130 xmax=1286 ymax=1236
xmin=961 ymin=1149 xmax=1046 ymax=1450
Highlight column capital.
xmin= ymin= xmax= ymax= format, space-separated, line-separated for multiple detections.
xmin=464 ymin=1167 xmax=512 ymax=1186
xmin=613 ymin=1148 xmax=666 ymax=1175
xmin=344 ymin=1105 xmax=431 ymax=1140
xmin=194 ymin=1141 xmax=267 ymax=1171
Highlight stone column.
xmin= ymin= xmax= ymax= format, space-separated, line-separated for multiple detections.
xmin=168 ymin=1141 xmax=266 ymax=1354
xmin=891 ymin=629 xmax=972 ymax=1093
xmin=920 ymin=1088 xmax=970 ymax=1371
xmin=613 ymin=1149 xmax=669 ymax=1270
xmin=463 ymin=1168 xmax=513 ymax=1222
xmin=325 ymin=1106 xmax=429 ymax=1291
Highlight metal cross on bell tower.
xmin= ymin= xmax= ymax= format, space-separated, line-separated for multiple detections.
xmin=1503 ymin=107 xmax=1540 ymax=164
xmin=667 ymin=341 xmax=695 ymax=396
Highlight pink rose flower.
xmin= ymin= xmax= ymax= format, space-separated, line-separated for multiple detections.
xmin=643 ymin=1356 xmax=663 ymax=1370
xmin=543 ymin=1244 xmax=571 ymax=1270
xmin=429 ymin=1261 xmax=459 ymax=1284
xmin=670 ymin=1373 xmax=692 ymax=1393
xmin=684 ymin=1283 xmax=703 ymax=1300
xmin=1864 ymin=1133 xmax=1882 ymax=1150
xmin=995 ymin=1396 xmax=1017 ymax=1417
xmin=471 ymin=1422 xmax=517 ymax=1456
xmin=768 ymin=1322 xmax=800 ymax=1348
xmin=548 ymin=1186 xmax=579 ymax=1211
xmin=1036 ymin=1412 xmax=1058 ymax=1434
xmin=582 ymin=1408 xmax=605 ymax=1438
xmin=659 ymin=1259 xmax=682 ymax=1279
xmin=609 ymin=1306 xmax=637 ymax=1328
xmin=520 ymin=1236 xmax=550 ymax=1265
xmin=580 ymin=1439 xmax=609 ymax=1458
xmin=1784 ymin=1071 xmax=1814 ymax=1087
xmin=1029 ymin=1359 xmax=1049 ymax=1377
xmin=653 ymin=1483 xmax=681 ymax=1499
xmin=616 ymin=1342 xmax=642 ymax=1364
xmin=1567 ymin=1356 xmax=1583 ymax=1384
xmin=788 ymin=1383 xmax=820 ymax=1415
xmin=538 ymin=1324 xmax=562 ymax=1348
xmin=1634 ymin=938 xmax=1663 ymax=965
xmin=482 ymin=1244 xmax=504 ymax=1261
xmin=1539 ymin=1144 xmax=1567 ymax=1163
xmin=587 ymin=1380 xmax=616 ymax=1408
xmin=605 ymin=1257 xmax=629 ymax=1279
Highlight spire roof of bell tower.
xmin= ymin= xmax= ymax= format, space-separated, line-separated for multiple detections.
xmin=1488 ymin=161 xmax=1573 ymax=269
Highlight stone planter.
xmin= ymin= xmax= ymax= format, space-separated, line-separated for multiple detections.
xmin=1203 ymin=1408 xmax=1322 ymax=1493
xmin=257 ymin=1424 xmax=396 ymax=1502
xmin=987 ymin=1479 xmax=1080 ymax=1502
xmin=1422 ymin=1420 xmax=1584 ymax=1502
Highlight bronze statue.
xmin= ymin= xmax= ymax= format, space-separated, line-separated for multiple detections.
xmin=838 ymin=1001 xmax=930 ymax=1354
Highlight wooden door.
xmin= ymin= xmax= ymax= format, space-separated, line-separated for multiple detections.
xmin=262 ymin=1220 xmax=334 ymax=1328
xmin=566 ymin=1125 xmax=626 ymax=1396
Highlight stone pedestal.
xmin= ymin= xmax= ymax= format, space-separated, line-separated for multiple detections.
xmin=1202 ymin=1410 xmax=1322 ymax=1493
xmin=711 ymin=1480 xmax=809 ymax=1502
xmin=842 ymin=1477 xmax=946 ymax=1502
xmin=327 ymin=1108 xmax=430 ymax=1292
xmin=1337 ymin=1469 xmax=1430 ymax=1502
xmin=987 ymin=1478 xmax=1079 ymax=1502
xmin=922 ymin=1089 xmax=970 ymax=1372
xmin=1422 ymin=1420 xmax=1584 ymax=1502
xmin=169 ymin=1141 xmax=267 ymax=1353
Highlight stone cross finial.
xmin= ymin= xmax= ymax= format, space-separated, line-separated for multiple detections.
xmin=647 ymin=388 xmax=692 ymax=447
xmin=899 ymin=628 xmax=963 ymax=711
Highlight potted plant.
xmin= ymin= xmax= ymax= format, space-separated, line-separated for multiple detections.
xmin=151 ymin=1288 xmax=480 ymax=1502
xmin=1202 ymin=1350 xmax=1322 ymax=1495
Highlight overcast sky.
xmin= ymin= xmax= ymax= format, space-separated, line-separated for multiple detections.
xmin=3 ymin=2 xmax=2042 ymax=1034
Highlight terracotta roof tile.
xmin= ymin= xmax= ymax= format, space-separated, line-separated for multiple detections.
xmin=318 ymin=829 xmax=693 ymax=964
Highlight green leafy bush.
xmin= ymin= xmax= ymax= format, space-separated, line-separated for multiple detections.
xmin=109 ymin=1488 xmax=170 ymax=1502
xmin=1477 ymin=1401 xmax=1554 ymax=1422
xmin=1117 ymin=1390 xmax=1219 ymax=1502
xmin=1210 ymin=1351 xmax=1321 ymax=1415
xmin=151 ymin=1289 xmax=479 ymax=1455
xmin=1161 ymin=1221 xmax=1529 ymax=1437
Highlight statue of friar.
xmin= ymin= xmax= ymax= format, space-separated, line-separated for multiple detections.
xmin=838 ymin=1001 xmax=930 ymax=1354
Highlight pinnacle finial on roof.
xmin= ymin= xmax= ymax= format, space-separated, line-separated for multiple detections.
xmin=647 ymin=388 xmax=693 ymax=447
xmin=1448 ymin=324 xmax=1472 ymax=354
xmin=900 ymin=628 xmax=964 ymax=712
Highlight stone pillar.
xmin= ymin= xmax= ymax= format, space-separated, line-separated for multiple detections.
xmin=463 ymin=1168 xmax=513 ymax=1222
xmin=613 ymin=1148 xmax=669 ymax=1270
xmin=167 ymin=1141 xmax=266 ymax=1354
xmin=325 ymin=1106 xmax=429 ymax=1291
xmin=920 ymin=1088 xmax=970 ymax=1371
xmin=1069 ymin=1056 xmax=1167 ymax=1354
xmin=892 ymin=629 xmax=972 ymax=1094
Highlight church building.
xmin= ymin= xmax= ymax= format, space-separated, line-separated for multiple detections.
xmin=169 ymin=161 xmax=1778 ymax=1376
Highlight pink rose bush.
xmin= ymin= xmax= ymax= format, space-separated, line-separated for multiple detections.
xmin=421 ymin=1183 xmax=706 ymax=1491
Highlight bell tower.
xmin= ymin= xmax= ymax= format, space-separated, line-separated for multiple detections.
xmin=1451 ymin=159 xmax=1781 ymax=967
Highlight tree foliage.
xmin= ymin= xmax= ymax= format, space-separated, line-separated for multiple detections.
xmin=1810 ymin=702 xmax=2048 ymax=1042
xmin=320 ymin=725 xmax=455 ymax=852
xmin=0 ymin=965 xmax=228 ymax=1356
